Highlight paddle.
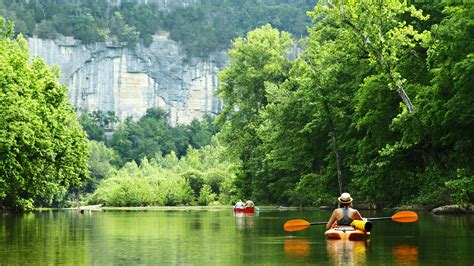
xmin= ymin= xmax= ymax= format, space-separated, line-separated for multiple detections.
xmin=367 ymin=211 xmax=418 ymax=223
xmin=283 ymin=220 xmax=326 ymax=232
xmin=283 ymin=211 xmax=418 ymax=232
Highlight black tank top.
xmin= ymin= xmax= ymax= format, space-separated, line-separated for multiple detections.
xmin=337 ymin=207 xmax=353 ymax=226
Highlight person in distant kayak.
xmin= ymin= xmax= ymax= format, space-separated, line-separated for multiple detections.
xmin=245 ymin=199 xmax=255 ymax=208
xmin=234 ymin=199 xmax=245 ymax=209
xmin=326 ymin=192 xmax=363 ymax=229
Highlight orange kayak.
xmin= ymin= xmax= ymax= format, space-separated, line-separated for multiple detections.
xmin=325 ymin=226 xmax=370 ymax=241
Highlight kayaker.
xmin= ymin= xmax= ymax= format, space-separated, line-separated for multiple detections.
xmin=326 ymin=192 xmax=363 ymax=230
xmin=245 ymin=199 xmax=255 ymax=208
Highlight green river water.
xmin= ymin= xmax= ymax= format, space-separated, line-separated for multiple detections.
xmin=1 ymin=208 xmax=472 ymax=265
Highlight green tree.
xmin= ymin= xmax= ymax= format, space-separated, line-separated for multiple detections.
xmin=79 ymin=112 xmax=105 ymax=142
xmin=315 ymin=1 xmax=430 ymax=113
xmin=198 ymin=184 xmax=216 ymax=206
xmin=86 ymin=140 xmax=119 ymax=191
xmin=217 ymin=24 xmax=293 ymax=201
xmin=79 ymin=110 xmax=117 ymax=142
xmin=0 ymin=18 xmax=89 ymax=210
xmin=391 ymin=4 xmax=474 ymax=205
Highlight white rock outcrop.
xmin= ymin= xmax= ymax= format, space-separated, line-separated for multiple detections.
xmin=28 ymin=35 xmax=226 ymax=125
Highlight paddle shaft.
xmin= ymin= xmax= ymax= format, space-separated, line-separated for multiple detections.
xmin=367 ymin=217 xmax=391 ymax=221
xmin=310 ymin=221 xmax=327 ymax=225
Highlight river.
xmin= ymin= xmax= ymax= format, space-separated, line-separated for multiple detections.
xmin=1 ymin=208 xmax=472 ymax=265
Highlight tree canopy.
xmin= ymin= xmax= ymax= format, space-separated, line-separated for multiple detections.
xmin=0 ymin=18 xmax=89 ymax=210
xmin=0 ymin=0 xmax=312 ymax=57
xmin=1 ymin=1 xmax=472 ymax=209
xmin=216 ymin=1 xmax=473 ymax=207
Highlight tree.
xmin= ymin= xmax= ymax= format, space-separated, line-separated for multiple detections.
xmin=0 ymin=18 xmax=89 ymax=210
xmin=217 ymin=24 xmax=293 ymax=201
xmin=198 ymin=184 xmax=216 ymax=206
xmin=187 ymin=115 xmax=216 ymax=149
xmin=315 ymin=1 xmax=430 ymax=113
xmin=86 ymin=140 xmax=119 ymax=192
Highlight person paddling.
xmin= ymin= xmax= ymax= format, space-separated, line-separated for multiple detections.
xmin=326 ymin=192 xmax=363 ymax=230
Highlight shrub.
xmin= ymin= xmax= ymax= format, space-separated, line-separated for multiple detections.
xmin=445 ymin=169 xmax=474 ymax=204
xmin=198 ymin=184 xmax=216 ymax=206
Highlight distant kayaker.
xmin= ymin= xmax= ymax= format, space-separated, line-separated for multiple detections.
xmin=245 ymin=199 xmax=255 ymax=208
xmin=235 ymin=200 xmax=245 ymax=209
xmin=326 ymin=192 xmax=363 ymax=230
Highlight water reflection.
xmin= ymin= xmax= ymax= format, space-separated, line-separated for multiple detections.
xmin=233 ymin=212 xmax=255 ymax=218
xmin=284 ymin=237 xmax=309 ymax=257
xmin=393 ymin=245 xmax=419 ymax=265
xmin=326 ymin=240 xmax=369 ymax=266
xmin=1 ymin=209 xmax=471 ymax=264
xmin=234 ymin=212 xmax=254 ymax=231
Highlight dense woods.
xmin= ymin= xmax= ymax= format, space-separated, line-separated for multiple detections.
xmin=0 ymin=1 xmax=472 ymax=210
xmin=217 ymin=2 xmax=473 ymax=207
xmin=0 ymin=0 xmax=313 ymax=57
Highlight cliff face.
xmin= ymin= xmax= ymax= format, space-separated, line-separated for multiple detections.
xmin=28 ymin=35 xmax=226 ymax=125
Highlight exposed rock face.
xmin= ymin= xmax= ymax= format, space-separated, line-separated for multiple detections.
xmin=28 ymin=35 xmax=226 ymax=125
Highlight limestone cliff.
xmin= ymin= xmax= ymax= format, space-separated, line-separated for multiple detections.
xmin=28 ymin=35 xmax=226 ymax=125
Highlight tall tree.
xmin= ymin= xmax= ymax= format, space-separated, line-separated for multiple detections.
xmin=0 ymin=18 xmax=89 ymax=210
xmin=217 ymin=24 xmax=293 ymax=200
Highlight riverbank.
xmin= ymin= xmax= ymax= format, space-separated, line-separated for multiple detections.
xmin=32 ymin=205 xmax=289 ymax=212
xmin=4 ymin=203 xmax=469 ymax=214
xmin=391 ymin=203 xmax=474 ymax=214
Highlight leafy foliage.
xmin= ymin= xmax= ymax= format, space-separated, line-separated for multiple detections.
xmin=0 ymin=18 xmax=89 ymax=210
xmin=106 ymin=108 xmax=216 ymax=165
xmin=2 ymin=1 xmax=472 ymax=209
xmin=90 ymin=137 xmax=238 ymax=206
xmin=217 ymin=24 xmax=293 ymax=202
xmin=198 ymin=184 xmax=217 ymax=206
xmin=79 ymin=110 xmax=117 ymax=142
xmin=0 ymin=0 xmax=312 ymax=57
xmin=217 ymin=2 xmax=473 ymax=207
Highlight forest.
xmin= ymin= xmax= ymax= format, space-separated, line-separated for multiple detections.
xmin=0 ymin=0 xmax=313 ymax=57
xmin=0 ymin=1 xmax=472 ymax=210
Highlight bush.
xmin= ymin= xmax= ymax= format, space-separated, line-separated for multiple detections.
xmin=198 ymin=184 xmax=216 ymax=206
xmin=160 ymin=178 xmax=194 ymax=206
xmin=180 ymin=169 xmax=205 ymax=198
xmin=293 ymin=174 xmax=333 ymax=206
xmin=445 ymin=169 xmax=474 ymax=204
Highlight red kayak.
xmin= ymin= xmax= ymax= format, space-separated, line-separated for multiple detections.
xmin=233 ymin=207 xmax=255 ymax=213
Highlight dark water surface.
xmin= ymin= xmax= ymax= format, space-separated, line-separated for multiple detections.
xmin=1 ymin=208 xmax=472 ymax=265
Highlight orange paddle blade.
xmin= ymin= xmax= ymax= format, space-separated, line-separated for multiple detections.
xmin=391 ymin=211 xmax=418 ymax=223
xmin=284 ymin=219 xmax=311 ymax=232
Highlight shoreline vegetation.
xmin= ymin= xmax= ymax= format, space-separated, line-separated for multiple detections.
xmin=21 ymin=203 xmax=472 ymax=215
xmin=0 ymin=2 xmax=472 ymax=211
